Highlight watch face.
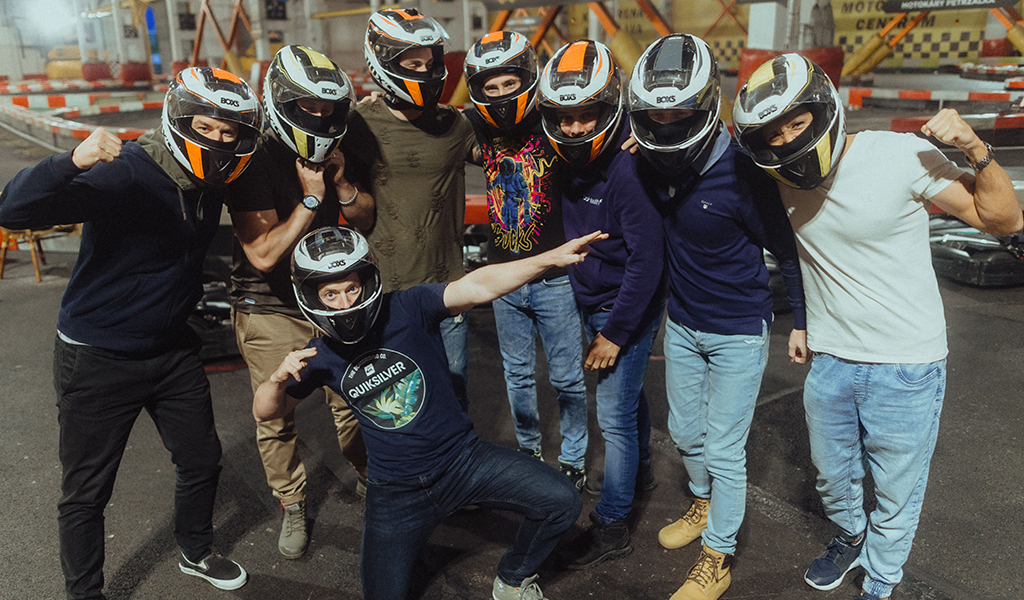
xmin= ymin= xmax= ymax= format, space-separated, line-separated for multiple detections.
xmin=303 ymin=195 xmax=320 ymax=210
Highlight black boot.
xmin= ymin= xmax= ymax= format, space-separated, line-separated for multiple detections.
xmin=564 ymin=511 xmax=632 ymax=570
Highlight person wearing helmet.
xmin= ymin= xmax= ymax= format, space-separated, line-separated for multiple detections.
xmin=464 ymin=31 xmax=589 ymax=491
xmin=537 ymin=39 xmax=665 ymax=570
xmin=734 ymin=55 xmax=1021 ymax=600
xmin=0 ymin=66 xmax=260 ymax=598
xmin=226 ymin=44 xmax=374 ymax=560
xmin=254 ymin=226 xmax=606 ymax=600
xmin=347 ymin=7 xmax=481 ymax=409
xmin=627 ymin=34 xmax=807 ymax=600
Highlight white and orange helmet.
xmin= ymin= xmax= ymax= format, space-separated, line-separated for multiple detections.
xmin=537 ymin=40 xmax=624 ymax=168
xmin=161 ymin=67 xmax=263 ymax=186
xmin=465 ymin=31 xmax=538 ymax=131
xmin=363 ymin=8 xmax=449 ymax=110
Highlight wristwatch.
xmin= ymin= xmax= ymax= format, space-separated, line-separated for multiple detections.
xmin=966 ymin=142 xmax=994 ymax=172
xmin=301 ymin=195 xmax=321 ymax=211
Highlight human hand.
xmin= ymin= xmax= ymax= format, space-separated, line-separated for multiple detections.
xmin=324 ymin=149 xmax=355 ymax=194
xmin=269 ymin=347 xmax=317 ymax=384
xmin=620 ymin=133 xmax=639 ymax=154
xmin=585 ymin=333 xmax=620 ymax=371
xmin=295 ymin=158 xmax=327 ymax=199
xmin=359 ymin=91 xmax=384 ymax=104
xmin=550 ymin=231 xmax=608 ymax=267
xmin=788 ymin=329 xmax=810 ymax=364
xmin=921 ymin=108 xmax=987 ymax=161
xmin=72 ymin=127 xmax=123 ymax=170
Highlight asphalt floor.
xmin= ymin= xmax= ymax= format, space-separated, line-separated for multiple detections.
xmin=1 ymin=100 xmax=1022 ymax=600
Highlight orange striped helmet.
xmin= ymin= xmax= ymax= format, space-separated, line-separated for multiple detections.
xmin=465 ymin=31 xmax=537 ymax=131
xmin=537 ymin=40 xmax=624 ymax=169
xmin=161 ymin=67 xmax=263 ymax=186
xmin=364 ymin=8 xmax=449 ymax=110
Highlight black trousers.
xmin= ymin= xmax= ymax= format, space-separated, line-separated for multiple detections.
xmin=53 ymin=332 xmax=223 ymax=600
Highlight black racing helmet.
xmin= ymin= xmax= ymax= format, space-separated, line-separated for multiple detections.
xmin=292 ymin=227 xmax=383 ymax=345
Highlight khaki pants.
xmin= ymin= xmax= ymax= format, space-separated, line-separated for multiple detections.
xmin=234 ymin=310 xmax=367 ymax=503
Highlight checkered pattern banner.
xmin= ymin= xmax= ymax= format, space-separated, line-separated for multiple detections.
xmin=710 ymin=37 xmax=746 ymax=71
xmin=838 ymin=29 xmax=982 ymax=68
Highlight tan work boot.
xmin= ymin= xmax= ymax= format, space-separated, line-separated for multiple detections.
xmin=658 ymin=497 xmax=710 ymax=549
xmin=669 ymin=544 xmax=732 ymax=600
xmin=279 ymin=500 xmax=308 ymax=559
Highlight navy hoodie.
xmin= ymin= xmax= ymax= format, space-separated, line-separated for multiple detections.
xmin=561 ymin=122 xmax=665 ymax=347
xmin=0 ymin=130 xmax=226 ymax=353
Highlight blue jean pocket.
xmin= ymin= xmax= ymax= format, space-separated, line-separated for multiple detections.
xmin=895 ymin=361 xmax=941 ymax=386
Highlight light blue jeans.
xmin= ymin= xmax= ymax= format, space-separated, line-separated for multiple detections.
xmin=492 ymin=276 xmax=588 ymax=468
xmin=440 ymin=314 xmax=468 ymax=411
xmin=804 ymin=353 xmax=946 ymax=599
xmin=584 ymin=300 xmax=663 ymax=523
xmin=663 ymin=318 xmax=769 ymax=555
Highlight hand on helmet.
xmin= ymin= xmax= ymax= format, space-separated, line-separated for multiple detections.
xmin=295 ymin=158 xmax=327 ymax=199
xmin=72 ymin=127 xmax=123 ymax=170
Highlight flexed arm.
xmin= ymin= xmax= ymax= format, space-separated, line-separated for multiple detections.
xmin=924 ymin=109 xmax=1022 ymax=236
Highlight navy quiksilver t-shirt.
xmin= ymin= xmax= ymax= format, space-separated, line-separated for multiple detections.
xmin=287 ymin=284 xmax=475 ymax=481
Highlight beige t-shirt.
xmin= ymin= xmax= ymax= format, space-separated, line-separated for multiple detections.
xmin=778 ymin=130 xmax=963 ymax=363
xmin=347 ymin=101 xmax=477 ymax=293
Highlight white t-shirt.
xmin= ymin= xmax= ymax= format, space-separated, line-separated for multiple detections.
xmin=778 ymin=130 xmax=964 ymax=363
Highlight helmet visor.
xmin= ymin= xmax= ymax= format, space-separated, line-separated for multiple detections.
xmin=741 ymin=102 xmax=833 ymax=168
xmin=280 ymin=98 xmax=351 ymax=137
xmin=631 ymin=109 xmax=713 ymax=148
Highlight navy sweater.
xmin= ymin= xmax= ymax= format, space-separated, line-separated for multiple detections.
xmin=562 ymin=123 xmax=665 ymax=347
xmin=642 ymin=134 xmax=806 ymax=335
xmin=0 ymin=131 xmax=226 ymax=353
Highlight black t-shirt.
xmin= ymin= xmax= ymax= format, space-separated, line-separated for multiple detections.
xmin=466 ymin=109 xmax=569 ymax=281
xmin=227 ymin=133 xmax=356 ymax=315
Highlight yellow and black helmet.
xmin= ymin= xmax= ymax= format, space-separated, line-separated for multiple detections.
xmin=732 ymin=54 xmax=846 ymax=190
xmin=264 ymin=45 xmax=355 ymax=163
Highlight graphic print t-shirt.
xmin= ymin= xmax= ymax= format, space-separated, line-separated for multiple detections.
xmin=468 ymin=110 xmax=568 ymax=281
xmin=286 ymin=284 xmax=475 ymax=480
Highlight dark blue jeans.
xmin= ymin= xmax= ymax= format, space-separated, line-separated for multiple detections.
xmin=53 ymin=333 xmax=223 ymax=600
xmin=360 ymin=438 xmax=582 ymax=599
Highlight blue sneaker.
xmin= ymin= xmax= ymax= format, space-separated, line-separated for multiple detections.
xmin=804 ymin=533 xmax=864 ymax=590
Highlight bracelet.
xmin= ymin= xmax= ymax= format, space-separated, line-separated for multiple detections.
xmin=966 ymin=142 xmax=994 ymax=172
xmin=339 ymin=186 xmax=359 ymax=207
